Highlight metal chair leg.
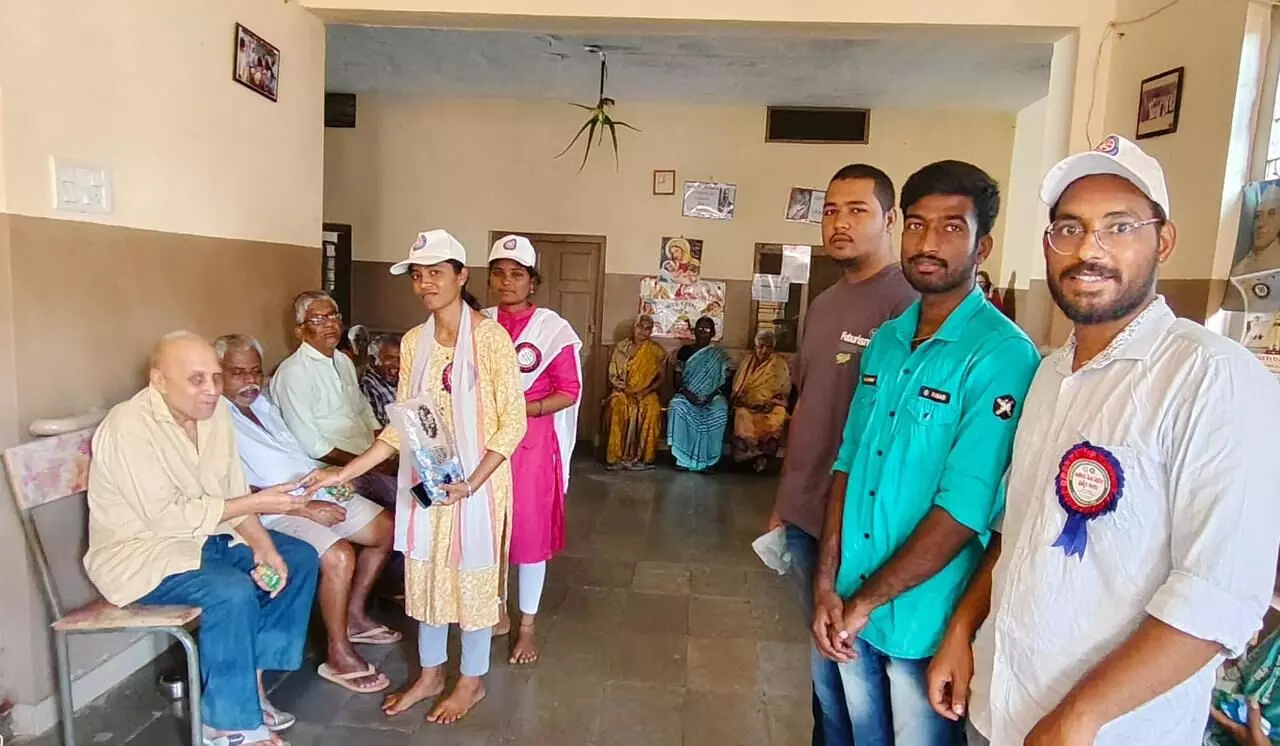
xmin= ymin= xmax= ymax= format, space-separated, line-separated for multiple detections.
xmin=54 ymin=631 xmax=75 ymax=746
xmin=165 ymin=627 xmax=202 ymax=746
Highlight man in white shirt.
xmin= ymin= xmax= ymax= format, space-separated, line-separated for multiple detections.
xmin=926 ymin=134 xmax=1280 ymax=746
xmin=270 ymin=291 xmax=397 ymax=509
xmin=216 ymin=334 xmax=401 ymax=695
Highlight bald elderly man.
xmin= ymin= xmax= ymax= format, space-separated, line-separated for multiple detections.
xmin=84 ymin=331 xmax=320 ymax=746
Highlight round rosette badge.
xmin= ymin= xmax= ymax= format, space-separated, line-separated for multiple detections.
xmin=1052 ymin=441 xmax=1124 ymax=558
xmin=442 ymin=362 xmax=453 ymax=394
xmin=515 ymin=342 xmax=542 ymax=374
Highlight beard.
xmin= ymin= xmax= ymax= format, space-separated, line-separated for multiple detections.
xmin=903 ymin=253 xmax=977 ymax=294
xmin=1048 ymin=258 xmax=1157 ymax=325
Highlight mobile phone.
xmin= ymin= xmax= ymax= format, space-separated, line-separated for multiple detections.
xmin=410 ymin=481 xmax=434 ymax=508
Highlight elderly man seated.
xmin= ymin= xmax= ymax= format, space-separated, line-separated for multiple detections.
xmin=358 ymin=333 xmax=401 ymax=428
xmin=216 ymin=334 xmax=399 ymax=694
xmin=270 ymin=291 xmax=397 ymax=509
xmin=84 ymin=331 xmax=319 ymax=746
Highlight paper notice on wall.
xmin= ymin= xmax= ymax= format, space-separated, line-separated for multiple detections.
xmin=752 ymin=274 xmax=790 ymax=303
xmin=682 ymin=181 xmax=737 ymax=220
xmin=781 ymin=245 xmax=812 ymax=283
xmin=785 ymin=188 xmax=825 ymax=224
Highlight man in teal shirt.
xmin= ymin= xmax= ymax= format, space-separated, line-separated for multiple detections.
xmin=813 ymin=161 xmax=1040 ymax=746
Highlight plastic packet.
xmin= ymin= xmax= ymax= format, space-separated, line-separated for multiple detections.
xmin=752 ymin=526 xmax=792 ymax=575
xmin=388 ymin=395 xmax=465 ymax=506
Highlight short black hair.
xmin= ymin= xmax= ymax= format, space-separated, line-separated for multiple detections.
xmin=900 ymin=160 xmax=1001 ymax=239
xmin=829 ymin=164 xmax=896 ymax=214
xmin=1048 ymin=189 xmax=1168 ymax=225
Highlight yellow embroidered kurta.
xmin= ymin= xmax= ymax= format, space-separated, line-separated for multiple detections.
xmin=377 ymin=317 xmax=526 ymax=629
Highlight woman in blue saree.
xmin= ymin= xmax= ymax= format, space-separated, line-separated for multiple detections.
xmin=668 ymin=316 xmax=729 ymax=472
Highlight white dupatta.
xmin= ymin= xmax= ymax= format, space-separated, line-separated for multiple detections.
xmin=482 ymin=306 xmax=582 ymax=488
xmin=395 ymin=309 xmax=498 ymax=569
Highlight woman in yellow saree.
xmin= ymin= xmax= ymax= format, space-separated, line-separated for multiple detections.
xmin=603 ymin=315 xmax=666 ymax=470
xmin=730 ymin=329 xmax=791 ymax=472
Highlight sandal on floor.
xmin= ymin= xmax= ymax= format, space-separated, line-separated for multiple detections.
xmin=203 ymin=724 xmax=285 ymax=746
xmin=348 ymin=625 xmax=403 ymax=645
xmin=318 ymin=663 xmax=391 ymax=694
xmin=260 ymin=701 xmax=296 ymax=732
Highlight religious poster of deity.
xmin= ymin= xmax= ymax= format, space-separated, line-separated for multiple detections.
xmin=638 ymin=277 xmax=726 ymax=340
xmin=658 ymin=236 xmax=703 ymax=284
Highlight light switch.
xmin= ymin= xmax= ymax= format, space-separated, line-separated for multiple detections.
xmin=50 ymin=158 xmax=112 ymax=215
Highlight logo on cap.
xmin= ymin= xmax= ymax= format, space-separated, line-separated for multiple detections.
xmin=503 ymin=238 xmax=517 ymax=251
xmin=1096 ymin=135 xmax=1120 ymax=156
xmin=411 ymin=233 xmax=428 ymax=251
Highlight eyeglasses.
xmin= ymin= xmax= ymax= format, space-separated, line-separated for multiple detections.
xmin=1044 ymin=218 xmax=1162 ymax=255
xmin=303 ymin=311 xmax=342 ymax=327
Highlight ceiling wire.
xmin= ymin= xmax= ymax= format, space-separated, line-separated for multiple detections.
xmin=1084 ymin=0 xmax=1186 ymax=147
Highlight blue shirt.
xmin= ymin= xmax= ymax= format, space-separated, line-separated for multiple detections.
xmin=834 ymin=287 xmax=1040 ymax=658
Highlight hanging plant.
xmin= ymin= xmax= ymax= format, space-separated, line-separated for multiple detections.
xmin=555 ymin=47 xmax=639 ymax=172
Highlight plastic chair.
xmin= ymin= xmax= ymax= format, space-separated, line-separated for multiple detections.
xmin=2 ymin=427 xmax=203 ymax=746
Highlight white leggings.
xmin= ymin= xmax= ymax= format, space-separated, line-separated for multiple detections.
xmin=517 ymin=561 xmax=547 ymax=615
xmin=418 ymin=623 xmax=491 ymax=677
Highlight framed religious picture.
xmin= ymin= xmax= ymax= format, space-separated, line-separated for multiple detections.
xmin=1135 ymin=67 xmax=1184 ymax=140
xmin=653 ymin=169 xmax=676 ymax=195
xmin=233 ymin=24 xmax=280 ymax=102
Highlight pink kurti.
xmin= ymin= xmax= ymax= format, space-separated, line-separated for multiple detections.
xmin=496 ymin=305 xmax=581 ymax=564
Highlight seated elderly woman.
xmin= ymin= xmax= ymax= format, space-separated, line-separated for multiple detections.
xmin=667 ymin=316 xmax=730 ymax=472
xmin=603 ymin=315 xmax=665 ymax=470
xmin=730 ymin=329 xmax=791 ymax=472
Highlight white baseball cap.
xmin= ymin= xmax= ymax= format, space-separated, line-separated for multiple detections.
xmin=389 ymin=229 xmax=468 ymax=275
xmin=488 ymin=234 xmax=537 ymax=269
xmin=1040 ymin=134 xmax=1172 ymax=218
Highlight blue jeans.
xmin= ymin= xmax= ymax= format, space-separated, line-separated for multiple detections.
xmin=137 ymin=532 xmax=319 ymax=731
xmin=837 ymin=636 xmax=964 ymax=746
xmin=785 ymin=524 xmax=855 ymax=746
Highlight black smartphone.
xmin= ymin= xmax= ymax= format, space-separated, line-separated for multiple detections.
xmin=410 ymin=481 xmax=434 ymax=508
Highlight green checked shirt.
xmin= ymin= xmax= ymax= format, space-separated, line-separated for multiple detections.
xmin=833 ymin=287 xmax=1040 ymax=658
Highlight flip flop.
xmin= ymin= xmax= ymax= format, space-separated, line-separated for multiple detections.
xmin=203 ymin=724 xmax=285 ymax=745
xmin=347 ymin=625 xmax=403 ymax=645
xmin=317 ymin=663 xmax=391 ymax=694
xmin=260 ymin=701 xmax=295 ymax=732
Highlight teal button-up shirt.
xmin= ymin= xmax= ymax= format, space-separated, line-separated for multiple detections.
xmin=834 ymin=287 xmax=1040 ymax=659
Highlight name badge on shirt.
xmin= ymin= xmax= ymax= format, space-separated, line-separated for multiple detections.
xmin=515 ymin=342 xmax=542 ymax=374
xmin=861 ymin=374 xmax=877 ymax=385
xmin=1052 ymin=441 xmax=1125 ymax=559
xmin=919 ymin=386 xmax=951 ymax=404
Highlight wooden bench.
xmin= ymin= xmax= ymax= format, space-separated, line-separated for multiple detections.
xmin=2 ymin=427 xmax=203 ymax=746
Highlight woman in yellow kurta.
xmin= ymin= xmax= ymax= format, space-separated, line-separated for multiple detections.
xmin=730 ymin=329 xmax=791 ymax=472
xmin=308 ymin=229 xmax=525 ymax=726
xmin=603 ymin=315 xmax=666 ymax=470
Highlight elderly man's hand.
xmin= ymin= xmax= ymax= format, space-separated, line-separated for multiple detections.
xmin=252 ymin=482 xmax=309 ymax=515
xmin=300 ymin=467 xmax=345 ymax=496
xmin=303 ymin=500 xmax=347 ymax=527
xmin=251 ymin=545 xmax=289 ymax=598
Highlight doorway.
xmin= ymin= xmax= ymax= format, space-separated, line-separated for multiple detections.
xmin=486 ymin=231 xmax=607 ymax=443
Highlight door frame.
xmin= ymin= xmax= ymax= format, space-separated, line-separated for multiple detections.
xmin=487 ymin=230 xmax=608 ymax=443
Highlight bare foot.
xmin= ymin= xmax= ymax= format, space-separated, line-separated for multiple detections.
xmin=346 ymin=611 xmax=381 ymax=636
xmin=382 ymin=667 xmax=445 ymax=716
xmin=426 ymin=676 xmax=486 ymax=725
xmin=509 ymin=621 xmax=539 ymax=665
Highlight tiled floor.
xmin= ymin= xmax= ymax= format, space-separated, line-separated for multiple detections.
xmin=22 ymin=460 xmax=813 ymax=746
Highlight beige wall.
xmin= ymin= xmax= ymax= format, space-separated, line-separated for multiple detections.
xmin=324 ymin=97 xmax=1018 ymax=280
xmin=0 ymin=0 xmax=326 ymax=725
xmin=0 ymin=0 xmax=325 ymax=246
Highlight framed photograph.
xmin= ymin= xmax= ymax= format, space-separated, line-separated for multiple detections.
xmin=1135 ymin=67 xmax=1183 ymax=140
xmin=653 ymin=169 xmax=676 ymax=195
xmin=234 ymin=24 xmax=280 ymax=102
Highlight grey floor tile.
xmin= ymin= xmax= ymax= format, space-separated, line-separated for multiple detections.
xmin=689 ymin=595 xmax=757 ymax=639
xmin=618 ymin=591 xmax=690 ymax=636
xmin=596 ymin=682 xmax=685 ymax=746
xmin=631 ymin=561 xmax=692 ymax=595
xmin=690 ymin=563 xmax=750 ymax=597
xmin=683 ymin=690 xmax=771 ymax=746
xmin=765 ymin=693 xmax=814 ymax=746
xmin=687 ymin=638 xmax=760 ymax=692
xmin=315 ymin=724 xmax=413 ymax=746
xmin=608 ymin=632 xmax=688 ymax=687
xmin=757 ymin=641 xmax=813 ymax=697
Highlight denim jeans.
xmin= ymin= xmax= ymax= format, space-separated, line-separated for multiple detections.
xmin=137 ymin=532 xmax=320 ymax=731
xmin=837 ymin=636 xmax=964 ymax=746
xmin=784 ymin=524 xmax=855 ymax=746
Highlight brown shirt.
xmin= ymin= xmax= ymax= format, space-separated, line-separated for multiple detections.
xmin=775 ymin=264 xmax=917 ymax=538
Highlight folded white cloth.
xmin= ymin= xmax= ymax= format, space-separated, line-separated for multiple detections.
xmin=752 ymin=526 xmax=791 ymax=575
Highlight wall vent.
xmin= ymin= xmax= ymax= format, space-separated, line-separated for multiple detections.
xmin=325 ymin=93 xmax=357 ymax=128
xmin=765 ymin=107 xmax=869 ymax=144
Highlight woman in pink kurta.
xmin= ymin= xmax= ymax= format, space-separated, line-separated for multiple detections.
xmin=484 ymin=234 xmax=582 ymax=665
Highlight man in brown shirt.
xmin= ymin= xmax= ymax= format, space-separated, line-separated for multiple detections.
xmin=769 ymin=164 xmax=917 ymax=746
xmin=85 ymin=332 xmax=319 ymax=745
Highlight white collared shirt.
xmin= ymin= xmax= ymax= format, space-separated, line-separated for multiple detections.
xmin=969 ymin=297 xmax=1280 ymax=746
xmin=269 ymin=342 xmax=380 ymax=459
xmin=226 ymin=393 xmax=318 ymax=488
